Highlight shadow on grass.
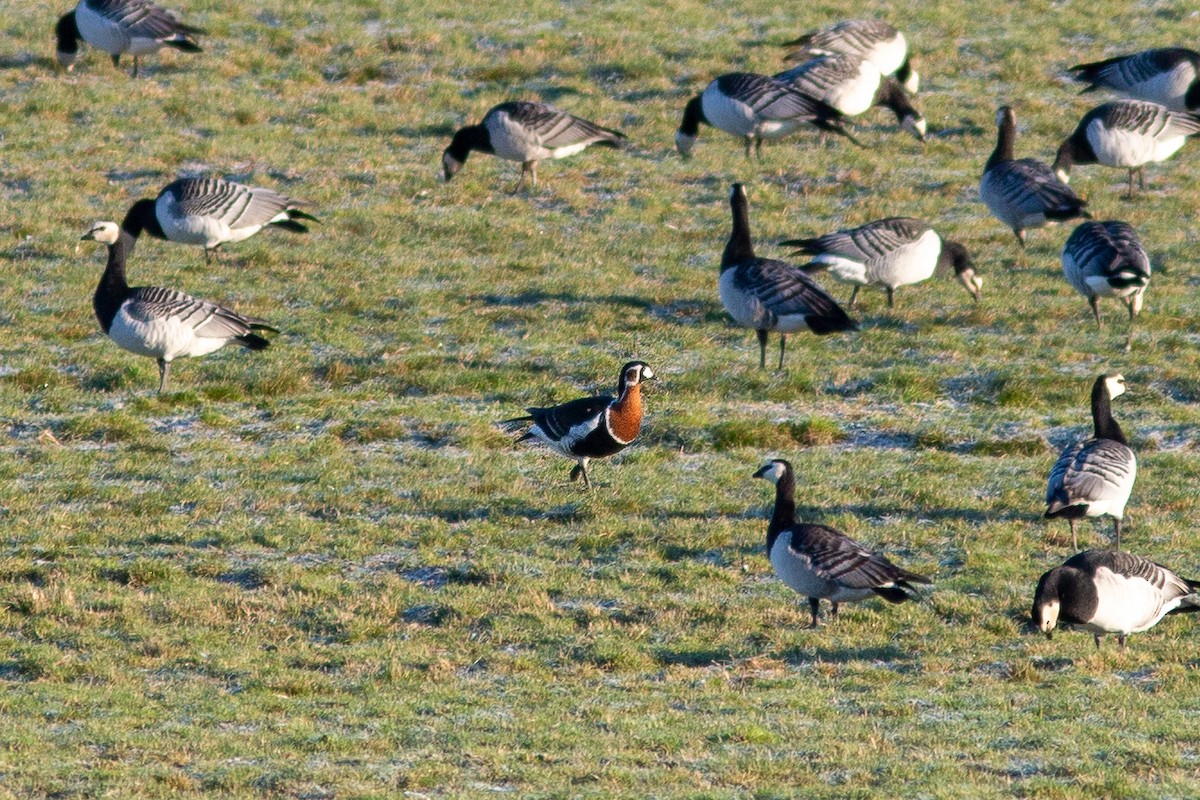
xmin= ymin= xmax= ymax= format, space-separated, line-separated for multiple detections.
xmin=0 ymin=53 xmax=52 ymax=71
xmin=654 ymin=645 xmax=736 ymax=666
xmin=469 ymin=290 xmax=653 ymax=311
xmin=395 ymin=122 xmax=458 ymax=140
xmin=782 ymin=643 xmax=917 ymax=666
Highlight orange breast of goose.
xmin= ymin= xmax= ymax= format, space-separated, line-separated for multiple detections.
xmin=606 ymin=384 xmax=644 ymax=445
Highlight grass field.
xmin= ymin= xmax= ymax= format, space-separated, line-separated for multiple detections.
xmin=5 ymin=0 xmax=1200 ymax=796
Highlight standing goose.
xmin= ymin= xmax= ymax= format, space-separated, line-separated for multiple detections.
xmin=754 ymin=459 xmax=932 ymax=628
xmin=980 ymin=106 xmax=1089 ymax=248
xmin=107 ymin=177 xmax=318 ymax=263
xmin=442 ymin=101 xmax=626 ymax=192
xmin=675 ymin=73 xmax=858 ymax=159
xmin=720 ymin=184 xmax=857 ymax=370
xmin=781 ymin=19 xmax=919 ymax=94
xmin=1061 ymin=221 xmax=1151 ymax=352
xmin=1045 ymin=375 xmax=1137 ymax=550
xmin=1052 ymin=99 xmax=1200 ymax=198
xmin=780 ymin=217 xmax=980 ymax=308
xmin=1069 ymin=48 xmax=1200 ymax=112
xmin=775 ymin=53 xmax=926 ymax=141
xmin=80 ymin=221 xmax=278 ymax=393
xmin=500 ymin=361 xmax=654 ymax=489
xmin=1033 ymin=550 xmax=1200 ymax=651
xmin=55 ymin=0 xmax=203 ymax=77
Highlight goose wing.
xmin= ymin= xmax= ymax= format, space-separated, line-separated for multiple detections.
xmin=1063 ymin=221 xmax=1151 ymax=288
xmin=495 ymin=101 xmax=625 ymax=148
xmin=1067 ymin=550 xmax=1194 ymax=600
xmin=524 ymin=395 xmax=613 ymax=440
xmin=1071 ymin=48 xmax=1200 ymax=94
xmin=715 ymin=73 xmax=833 ymax=121
xmin=1045 ymin=439 xmax=1136 ymax=509
xmin=789 ymin=524 xmax=917 ymax=589
xmin=164 ymin=178 xmax=293 ymax=230
xmin=990 ymin=159 xmax=1085 ymax=216
xmin=736 ymin=257 xmax=857 ymax=333
xmin=87 ymin=0 xmax=202 ymax=38
xmin=783 ymin=217 xmax=930 ymax=262
xmin=1093 ymin=100 xmax=1200 ymax=138
xmin=127 ymin=286 xmax=270 ymax=339
xmin=785 ymin=20 xmax=897 ymax=55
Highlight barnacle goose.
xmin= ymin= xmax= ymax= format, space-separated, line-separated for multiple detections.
xmin=1052 ymin=99 xmax=1200 ymax=198
xmin=1061 ymin=221 xmax=1151 ymax=352
xmin=781 ymin=19 xmax=919 ymax=94
xmin=980 ymin=106 xmax=1089 ymax=248
xmin=1033 ymin=550 xmax=1200 ymax=651
xmin=780 ymin=217 xmax=980 ymax=308
xmin=500 ymin=361 xmax=654 ymax=489
xmin=775 ymin=53 xmax=926 ymax=141
xmin=80 ymin=221 xmax=278 ymax=393
xmin=720 ymin=184 xmax=857 ymax=370
xmin=1070 ymin=48 xmax=1200 ymax=112
xmin=1044 ymin=375 xmax=1136 ymax=550
xmin=109 ymin=177 xmax=318 ymax=263
xmin=442 ymin=101 xmax=626 ymax=192
xmin=754 ymin=459 xmax=932 ymax=628
xmin=55 ymin=0 xmax=203 ymax=77
xmin=675 ymin=73 xmax=859 ymax=159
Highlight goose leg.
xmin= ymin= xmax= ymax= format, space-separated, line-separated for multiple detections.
xmin=132 ymin=56 xmax=140 ymax=78
xmin=529 ymin=161 xmax=538 ymax=190
xmin=510 ymin=163 xmax=531 ymax=194
xmin=569 ymin=458 xmax=592 ymax=489
xmin=1069 ymin=518 xmax=1078 ymax=551
xmin=744 ymin=136 xmax=754 ymax=159
xmin=111 ymin=53 xmax=121 ymax=70
xmin=1124 ymin=298 xmax=1136 ymax=353
xmin=1089 ymin=296 xmax=1101 ymax=327
xmin=1013 ymin=228 xmax=1026 ymax=249
xmin=777 ymin=334 xmax=787 ymax=371
xmin=807 ymin=597 xmax=820 ymax=628
xmin=830 ymin=602 xmax=840 ymax=621
xmin=886 ymin=287 xmax=895 ymax=309
xmin=1127 ymin=169 xmax=1135 ymax=199
xmin=755 ymin=138 xmax=763 ymax=160
xmin=847 ymin=286 xmax=860 ymax=309
xmin=157 ymin=358 xmax=170 ymax=394
xmin=1117 ymin=634 xmax=1127 ymax=652
xmin=1113 ymin=517 xmax=1122 ymax=551
xmin=756 ymin=329 xmax=768 ymax=369
xmin=1094 ymin=633 xmax=1103 ymax=650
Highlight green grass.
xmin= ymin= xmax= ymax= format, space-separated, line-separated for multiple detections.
xmin=4 ymin=0 xmax=1200 ymax=796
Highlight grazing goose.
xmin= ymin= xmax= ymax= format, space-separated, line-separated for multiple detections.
xmin=720 ymin=184 xmax=857 ymax=370
xmin=500 ymin=361 xmax=654 ymax=489
xmin=775 ymin=54 xmax=926 ymax=141
xmin=780 ymin=217 xmax=980 ymax=308
xmin=1045 ymin=375 xmax=1137 ymax=550
xmin=980 ymin=106 xmax=1089 ymax=248
xmin=1033 ymin=550 xmax=1200 ymax=651
xmin=781 ymin=19 xmax=919 ymax=94
xmin=80 ymin=221 xmax=278 ymax=393
xmin=55 ymin=0 xmax=203 ymax=77
xmin=754 ymin=459 xmax=932 ymax=628
xmin=109 ymin=177 xmax=318 ymax=263
xmin=442 ymin=101 xmax=626 ymax=192
xmin=675 ymin=73 xmax=858 ymax=159
xmin=1052 ymin=99 xmax=1200 ymax=198
xmin=1070 ymin=48 xmax=1200 ymax=112
xmin=1061 ymin=221 xmax=1151 ymax=352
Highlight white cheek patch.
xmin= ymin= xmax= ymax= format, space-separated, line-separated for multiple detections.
xmin=1105 ymin=376 xmax=1126 ymax=399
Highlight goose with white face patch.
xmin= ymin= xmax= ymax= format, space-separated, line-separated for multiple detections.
xmin=1070 ymin=48 xmax=1200 ymax=112
xmin=720 ymin=184 xmax=857 ymax=370
xmin=780 ymin=217 xmax=979 ymax=308
xmin=500 ymin=361 xmax=654 ymax=489
xmin=775 ymin=53 xmax=926 ymax=141
xmin=55 ymin=0 xmax=203 ymax=77
xmin=1045 ymin=375 xmax=1137 ymax=550
xmin=80 ymin=221 xmax=278 ymax=393
xmin=781 ymin=19 xmax=919 ymax=94
xmin=1033 ymin=550 xmax=1200 ymax=651
xmin=675 ymin=73 xmax=858 ymax=159
xmin=980 ymin=106 xmax=1090 ymax=248
xmin=1061 ymin=221 xmax=1151 ymax=352
xmin=103 ymin=177 xmax=318 ymax=264
xmin=1052 ymin=99 xmax=1200 ymax=198
xmin=442 ymin=101 xmax=626 ymax=192
xmin=754 ymin=459 xmax=932 ymax=628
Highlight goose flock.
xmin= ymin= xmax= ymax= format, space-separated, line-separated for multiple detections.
xmin=44 ymin=2 xmax=1200 ymax=654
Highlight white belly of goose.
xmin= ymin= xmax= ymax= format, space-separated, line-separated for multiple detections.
xmin=869 ymin=229 xmax=941 ymax=289
xmin=1138 ymin=63 xmax=1196 ymax=111
xmin=822 ymin=61 xmax=880 ymax=116
xmin=769 ymin=534 xmax=873 ymax=602
xmin=1085 ymin=568 xmax=1175 ymax=634
xmin=718 ymin=269 xmax=810 ymax=332
xmin=109 ymin=304 xmax=231 ymax=361
xmin=1088 ymin=119 xmax=1186 ymax=166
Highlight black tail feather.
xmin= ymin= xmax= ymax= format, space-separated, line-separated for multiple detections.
xmin=288 ymin=209 xmax=321 ymax=223
xmin=237 ymin=333 xmax=272 ymax=351
xmin=270 ymin=219 xmax=310 ymax=234
xmin=166 ymin=40 xmax=203 ymax=54
xmin=805 ymin=309 xmax=858 ymax=335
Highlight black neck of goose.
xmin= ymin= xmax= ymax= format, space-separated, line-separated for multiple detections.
xmin=986 ymin=112 xmax=1015 ymax=170
xmin=938 ymin=240 xmax=973 ymax=275
xmin=767 ymin=467 xmax=797 ymax=547
xmin=1091 ymin=378 xmax=1127 ymax=444
xmin=1053 ymin=135 xmax=1091 ymax=175
xmin=121 ymin=198 xmax=166 ymax=240
xmin=679 ymin=95 xmax=707 ymax=137
xmin=722 ymin=188 xmax=755 ymax=269
xmin=93 ymin=231 xmax=136 ymax=333
xmin=874 ymin=78 xmax=912 ymax=122
xmin=1186 ymin=81 xmax=1200 ymax=113
xmin=446 ymin=124 xmax=492 ymax=163
xmin=55 ymin=12 xmax=80 ymax=54
xmin=895 ymin=59 xmax=913 ymax=88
